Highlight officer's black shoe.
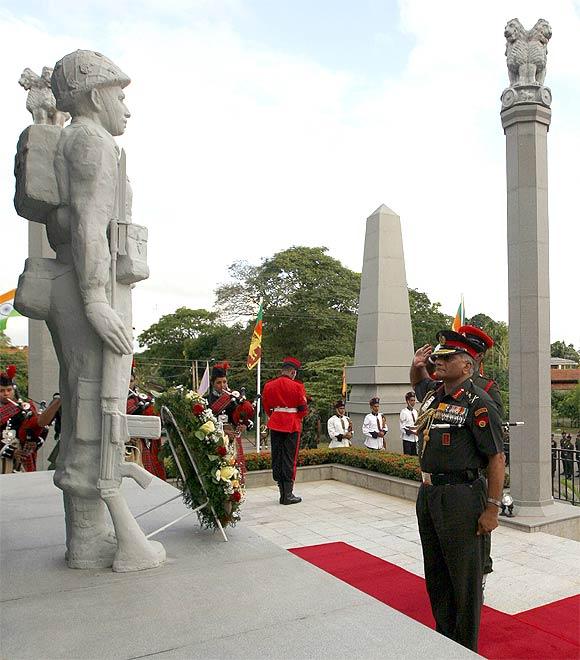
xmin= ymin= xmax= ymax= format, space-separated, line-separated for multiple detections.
xmin=277 ymin=482 xmax=284 ymax=504
xmin=281 ymin=481 xmax=302 ymax=505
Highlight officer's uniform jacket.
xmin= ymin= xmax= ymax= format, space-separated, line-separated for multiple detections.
xmin=472 ymin=373 xmax=504 ymax=418
xmin=327 ymin=414 xmax=352 ymax=448
xmin=362 ymin=412 xmax=388 ymax=449
xmin=261 ymin=376 xmax=308 ymax=434
xmin=414 ymin=378 xmax=504 ymax=475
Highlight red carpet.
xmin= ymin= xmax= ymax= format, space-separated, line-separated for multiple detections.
xmin=290 ymin=542 xmax=580 ymax=659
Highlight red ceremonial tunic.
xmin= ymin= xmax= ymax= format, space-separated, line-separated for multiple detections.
xmin=126 ymin=394 xmax=166 ymax=480
xmin=0 ymin=400 xmax=43 ymax=472
xmin=261 ymin=375 xmax=308 ymax=433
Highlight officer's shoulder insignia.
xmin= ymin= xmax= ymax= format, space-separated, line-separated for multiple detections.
xmin=478 ymin=419 xmax=488 ymax=428
xmin=474 ymin=407 xmax=488 ymax=417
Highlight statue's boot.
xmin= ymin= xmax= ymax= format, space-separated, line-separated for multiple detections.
xmin=63 ymin=494 xmax=117 ymax=569
xmin=104 ymin=493 xmax=166 ymax=573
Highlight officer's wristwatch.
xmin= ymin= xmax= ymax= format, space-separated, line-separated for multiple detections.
xmin=486 ymin=497 xmax=501 ymax=508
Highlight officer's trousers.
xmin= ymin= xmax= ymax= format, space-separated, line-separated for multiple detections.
xmin=416 ymin=478 xmax=486 ymax=652
xmin=270 ymin=430 xmax=299 ymax=483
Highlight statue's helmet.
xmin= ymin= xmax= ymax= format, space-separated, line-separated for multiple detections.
xmin=51 ymin=50 xmax=130 ymax=113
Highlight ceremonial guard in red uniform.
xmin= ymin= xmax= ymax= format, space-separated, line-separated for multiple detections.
xmin=0 ymin=365 xmax=61 ymax=473
xmin=261 ymin=357 xmax=308 ymax=505
xmin=126 ymin=368 xmax=166 ymax=480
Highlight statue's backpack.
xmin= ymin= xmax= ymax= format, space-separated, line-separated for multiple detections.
xmin=14 ymin=124 xmax=61 ymax=224
xmin=13 ymin=125 xmax=149 ymax=321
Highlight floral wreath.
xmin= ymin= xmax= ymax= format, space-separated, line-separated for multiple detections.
xmin=157 ymin=387 xmax=245 ymax=530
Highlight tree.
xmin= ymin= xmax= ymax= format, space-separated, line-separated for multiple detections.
xmin=551 ymin=341 xmax=580 ymax=364
xmin=215 ymin=247 xmax=361 ymax=364
xmin=137 ymin=308 xmax=229 ymax=387
xmin=0 ymin=333 xmax=28 ymax=397
xmin=552 ymin=386 xmax=580 ymax=427
xmin=408 ymin=289 xmax=452 ymax=350
xmin=302 ymin=355 xmax=353 ymax=426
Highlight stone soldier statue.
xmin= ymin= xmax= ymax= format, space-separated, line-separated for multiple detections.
xmin=14 ymin=50 xmax=165 ymax=572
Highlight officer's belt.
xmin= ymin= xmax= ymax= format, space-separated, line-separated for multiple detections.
xmin=427 ymin=470 xmax=480 ymax=486
xmin=272 ymin=407 xmax=298 ymax=413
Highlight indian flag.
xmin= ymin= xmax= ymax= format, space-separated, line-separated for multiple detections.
xmin=0 ymin=289 xmax=20 ymax=332
xmin=247 ymin=302 xmax=263 ymax=370
xmin=451 ymin=295 xmax=465 ymax=332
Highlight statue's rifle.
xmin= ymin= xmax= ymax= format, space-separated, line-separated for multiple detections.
xmin=97 ymin=150 xmax=161 ymax=550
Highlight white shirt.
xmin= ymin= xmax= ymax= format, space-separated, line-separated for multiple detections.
xmin=327 ymin=414 xmax=352 ymax=448
xmin=362 ymin=412 xmax=388 ymax=449
xmin=399 ymin=406 xmax=418 ymax=443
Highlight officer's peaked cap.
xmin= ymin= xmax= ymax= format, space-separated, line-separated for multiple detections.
xmin=431 ymin=330 xmax=483 ymax=359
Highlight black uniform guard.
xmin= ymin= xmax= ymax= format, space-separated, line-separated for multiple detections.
xmin=411 ymin=331 xmax=505 ymax=652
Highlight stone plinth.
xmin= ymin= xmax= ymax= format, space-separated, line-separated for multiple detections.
xmin=347 ymin=205 xmax=414 ymax=451
xmin=501 ymin=103 xmax=553 ymax=512
xmin=0 ymin=472 xmax=473 ymax=659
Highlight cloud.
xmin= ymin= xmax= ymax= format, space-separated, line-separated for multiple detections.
xmin=1 ymin=0 xmax=578 ymax=352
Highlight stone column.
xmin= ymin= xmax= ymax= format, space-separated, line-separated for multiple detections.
xmin=28 ymin=222 xmax=59 ymax=470
xmin=347 ymin=205 xmax=415 ymax=451
xmin=500 ymin=18 xmax=553 ymax=512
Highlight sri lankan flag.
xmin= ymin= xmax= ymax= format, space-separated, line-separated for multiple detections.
xmin=247 ymin=302 xmax=263 ymax=370
xmin=0 ymin=289 xmax=20 ymax=332
xmin=451 ymin=295 xmax=465 ymax=332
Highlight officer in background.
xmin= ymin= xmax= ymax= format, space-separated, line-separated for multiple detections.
xmin=261 ymin=357 xmax=308 ymax=505
xmin=410 ymin=332 xmax=505 ymax=652
xmin=457 ymin=325 xmax=504 ymax=417
xmin=455 ymin=325 xmax=503 ymax=586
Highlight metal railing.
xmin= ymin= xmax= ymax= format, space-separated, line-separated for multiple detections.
xmin=552 ymin=447 xmax=580 ymax=506
xmin=502 ymin=443 xmax=579 ymax=506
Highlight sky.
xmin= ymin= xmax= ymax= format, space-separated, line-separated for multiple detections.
xmin=1 ymin=0 xmax=579 ymax=350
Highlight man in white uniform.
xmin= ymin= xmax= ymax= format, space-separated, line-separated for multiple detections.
xmin=400 ymin=391 xmax=418 ymax=455
xmin=362 ymin=397 xmax=387 ymax=450
xmin=327 ymin=400 xmax=352 ymax=448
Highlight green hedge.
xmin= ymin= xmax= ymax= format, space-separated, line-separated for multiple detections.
xmin=244 ymin=447 xmax=422 ymax=482
xmin=244 ymin=448 xmax=510 ymax=487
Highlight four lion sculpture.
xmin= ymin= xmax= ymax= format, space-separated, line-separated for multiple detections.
xmin=505 ymin=18 xmax=552 ymax=88
xmin=18 ymin=66 xmax=70 ymax=127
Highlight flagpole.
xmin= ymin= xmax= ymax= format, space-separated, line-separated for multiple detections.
xmin=256 ymin=358 xmax=261 ymax=453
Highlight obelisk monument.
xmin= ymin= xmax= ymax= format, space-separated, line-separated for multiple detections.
xmin=347 ymin=205 xmax=414 ymax=451
xmin=500 ymin=19 xmax=553 ymax=513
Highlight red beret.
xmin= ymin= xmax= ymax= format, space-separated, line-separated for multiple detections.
xmin=282 ymin=357 xmax=301 ymax=370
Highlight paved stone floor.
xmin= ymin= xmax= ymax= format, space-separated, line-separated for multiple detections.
xmin=243 ymin=481 xmax=580 ymax=615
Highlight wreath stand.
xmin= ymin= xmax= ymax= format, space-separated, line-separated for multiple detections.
xmin=134 ymin=406 xmax=228 ymax=542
